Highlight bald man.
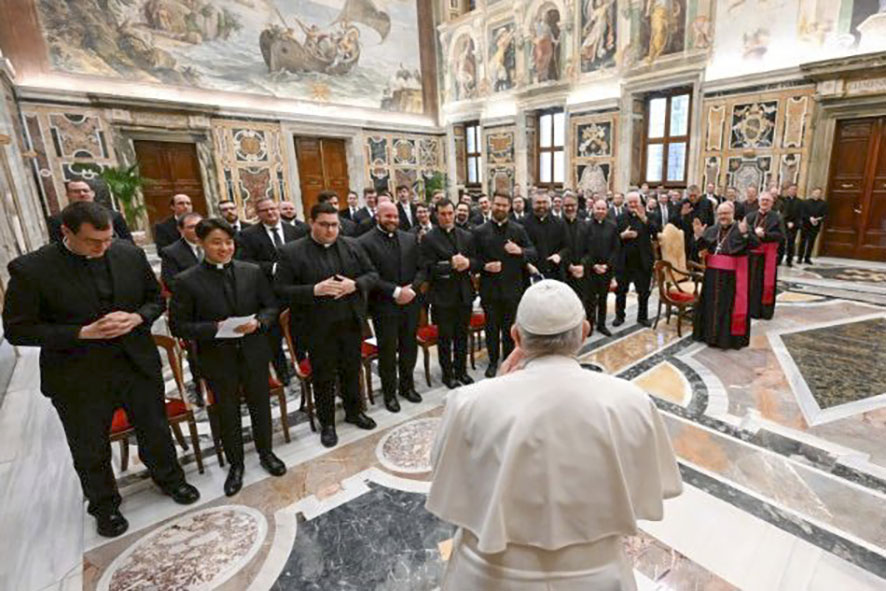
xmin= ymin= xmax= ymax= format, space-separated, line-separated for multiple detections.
xmin=745 ymin=192 xmax=785 ymax=320
xmin=154 ymin=193 xmax=193 ymax=250
xmin=358 ymin=201 xmax=426 ymax=411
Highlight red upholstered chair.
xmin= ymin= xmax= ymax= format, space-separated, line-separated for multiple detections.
xmin=416 ymin=305 xmax=438 ymax=388
xmin=280 ymin=309 xmax=317 ymax=433
xmin=653 ymin=260 xmax=702 ymax=337
xmin=110 ymin=335 xmax=204 ymax=474
xmin=360 ymin=321 xmax=378 ymax=407
xmin=468 ymin=310 xmax=486 ymax=369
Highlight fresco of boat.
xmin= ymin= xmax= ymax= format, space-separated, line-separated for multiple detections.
xmin=260 ymin=27 xmax=360 ymax=75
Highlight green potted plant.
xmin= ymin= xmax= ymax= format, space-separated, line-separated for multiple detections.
xmin=75 ymin=163 xmax=150 ymax=243
xmin=424 ymin=171 xmax=448 ymax=202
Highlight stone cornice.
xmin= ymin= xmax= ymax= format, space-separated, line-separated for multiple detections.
xmin=800 ymin=51 xmax=886 ymax=82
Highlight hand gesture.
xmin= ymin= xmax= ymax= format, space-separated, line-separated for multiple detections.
xmin=451 ymin=253 xmax=470 ymax=272
xmin=526 ymin=263 xmax=539 ymax=276
xmin=314 ymin=276 xmax=340 ymax=297
xmin=568 ymin=264 xmax=584 ymax=279
xmin=333 ymin=275 xmax=357 ymax=299
xmin=80 ymin=311 xmax=143 ymax=340
xmin=681 ymin=202 xmax=692 ymax=216
xmin=396 ymin=285 xmax=416 ymax=305
xmin=547 ymin=252 xmax=561 ymax=265
xmin=692 ymin=218 xmax=706 ymax=239
xmin=621 ymin=228 xmax=637 ymax=240
xmin=755 ymin=226 xmax=765 ymax=238
xmin=504 ymin=240 xmax=522 ymax=256
xmin=484 ymin=261 xmax=502 ymax=273
xmin=593 ymin=263 xmax=607 ymax=275
xmin=738 ymin=218 xmax=749 ymax=234
xmin=234 ymin=319 xmax=259 ymax=334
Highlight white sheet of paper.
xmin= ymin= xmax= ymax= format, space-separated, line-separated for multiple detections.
xmin=216 ymin=314 xmax=256 ymax=339
xmin=364 ymin=337 xmax=377 ymax=347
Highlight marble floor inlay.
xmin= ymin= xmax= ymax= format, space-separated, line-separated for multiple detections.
xmin=375 ymin=418 xmax=439 ymax=474
xmin=809 ymin=266 xmax=886 ymax=284
xmin=96 ymin=505 xmax=267 ymax=591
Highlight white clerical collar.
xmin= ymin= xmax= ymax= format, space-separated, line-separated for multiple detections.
xmin=494 ymin=219 xmax=508 ymax=227
xmin=63 ymin=238 xmax=102 ymax=260
xmin=377 ymin=225 xmax=396 ymax=238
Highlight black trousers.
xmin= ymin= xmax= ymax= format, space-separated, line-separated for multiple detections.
xmin=615 ymin=264 xmax=651 ymax=321
xmin=482 ymin=298 xmax=518 ymax=365
xmin=51 ymin=353 xmax=184 ymax=517
xmin=779 ymin=225 xmax=799 ymax=264
xmin=204 ymin=349 xmax=272 ymax=467
xmin=309 ymin=318 xmax=362 ymax=426
xmin=267 ymin=323 xmax=290 ymax=377
xmin=798 ymin=226 xmax=820 ymax=261
xmin=587 ymin=272 xmax=612 ymax=328
xmin=373 ymin=304 xmax=419 ymax=398
xmin=434 ymin=304 xmax=471 ymax=379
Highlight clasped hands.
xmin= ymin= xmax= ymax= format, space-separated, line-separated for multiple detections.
xmin=314 ymin=274 xmax=358 ymax=299
xmin=79 ymin=311 xmax=143 ymax=340
xmin=450 ymin=253 xmax=470 ymax=272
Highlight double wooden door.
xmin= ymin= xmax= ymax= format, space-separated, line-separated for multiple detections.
xmin=133 ymin=140 xmax=208 ymax=234
xmin=294 ymin=137 xmax=349 ymax=217
xmin=822 ymin=117 xmax=886 ymax=261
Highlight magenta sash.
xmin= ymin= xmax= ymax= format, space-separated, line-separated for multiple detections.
xmin=707 ymin=254 xmax=749 ymax=336
xmin=750 ymin=242 xmax=778 ymax=305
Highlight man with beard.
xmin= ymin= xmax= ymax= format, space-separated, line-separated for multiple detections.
xmin=274 ymin=202 xmax=378 ymax=448
xmin=279 ymin=200 xmax=309 ymax=234
xmin=614 ymin=192 xmax=656 ymax=327
xmin=218 ymin=199 xmax=252 ymax=236
xmin=510 ymin=194 xmax=528 ymax=223
xmin=692 ymin=202 xmax=757 ymax=349
xmin=798 ymin=187 xmax=827 ymax=265
xmin=778 ymin=183 xmax=802 ymax=267
xmin=523 ymin=191 xmax=568 ymax=280
xmin=583 ymin=198 xmax=618 ymax=336
xmin=473 ymin=192 xmax=536 ymax=378
xmin=607 ymin=191 xmax=627 ymax=221
xmin=561 ymin=192 xmax=589 ymax=322
xmin=745 ymin=192 xmax=785 ymax=320
xmin=421 ymin=200 xmax=479 ymax=389
xmin=454 ymin=201 xmax=473 ymax=230
xmin=358 ymin=201 xmax=425 ymax=412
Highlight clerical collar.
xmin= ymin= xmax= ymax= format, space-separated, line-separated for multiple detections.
xmin=443 ymin=226 xmax=455 ymax=233
xmin=62 ymin=238 xmax=103 ymax=260
xmin=309 ymin=236 xmax=334 ymax=249
xmin=536 ymin=214 xmax=548 ymax=222
xmin=494 ymin=218 xmax=508 ymax=227
xmin=376 ymin=225 xmax=396 ymax=238
xmin=594 ymin=217 xmax=606 ymax=224
xmin=203 ymin=259 xmax=232 ymax=270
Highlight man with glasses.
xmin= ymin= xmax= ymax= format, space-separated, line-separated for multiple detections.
xmin=47 ymin=179 xmax=133 ymax=244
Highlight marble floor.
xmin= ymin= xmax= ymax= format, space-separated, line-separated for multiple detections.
xmin=3 ymin=265 xmax=886 ymax=591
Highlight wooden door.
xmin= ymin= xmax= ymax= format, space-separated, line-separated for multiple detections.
xmin=133 ymin=141 xmax=208 ymax=235
xmin=822 ymin=117 xmax=886 ymax=261
xmin=294 ymin=137 xmax=349 ymax=216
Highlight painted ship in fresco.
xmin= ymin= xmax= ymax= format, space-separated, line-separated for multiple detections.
xmin=259 ymin=0 xmax=390 ymax=75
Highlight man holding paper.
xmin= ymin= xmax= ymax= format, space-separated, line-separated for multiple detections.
xmin=170 ymin=218 xmax=286 ymax=497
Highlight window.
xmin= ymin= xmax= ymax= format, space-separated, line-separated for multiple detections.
xmin=465 ymin=122 xmax=481 ymax=189
xmin=537 ymin=110 xmax=565 ymax=189
xmin=642 ymin=89 xmax=691 ymax=187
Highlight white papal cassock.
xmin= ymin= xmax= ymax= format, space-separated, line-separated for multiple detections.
xmin=427 ymin=355 xmax=682 ymax=590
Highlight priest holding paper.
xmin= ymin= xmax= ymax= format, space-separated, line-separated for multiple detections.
xmin=170 ymin=218 xmax=287 ymax=497
xmin=427 ymin=280 xmax=682 ymax=590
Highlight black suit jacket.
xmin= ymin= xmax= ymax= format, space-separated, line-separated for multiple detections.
xmin=340 ymin=207 xmax=361 ymax=221
xmin=169 ymin=260 xmax=278 ymax=377
xmin=615 ymin=212 xmax=656 ymax=273
xmin=160 ymin=238 xmax=200 ymax=292
xmin=236 ymin=222 xmax=305 ymax=280
xmin=583 ymin=218 xmax=619 ymax=270
xmin=397 ymin=202 xmax=418 ymax=231
xmin=3 ymin=241 xmax=165 ymax=398
xmin=154 ymin=216 xmax=180 ymax=251
xmin=338 ymin=215 xmax=358 ymax=237
xmin=48 ymin=209 xmax=133 ymax=244
xmin=420 ymin=226 xmax=478 ymax=308
xmin=358 ymin=227 xmax=426 ymax=317
xmin=473 ymin=220 xmax=536 ymax=303
xmin=274 ymin=236 xmax=377 ymax=345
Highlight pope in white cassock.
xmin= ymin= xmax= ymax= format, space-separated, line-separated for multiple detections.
xmin=427 ymin=279 xmax=683 ymax=590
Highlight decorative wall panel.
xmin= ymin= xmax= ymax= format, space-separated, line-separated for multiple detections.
xmin=699 ymin=87 xmax=815 ymax=195
xmin=363 ymin=132 xmax=446 ymax=197
xmin=570 ymin=111 xmax=617 ymax=195
xmin=483 ymin=126 xmax=515 ymax=195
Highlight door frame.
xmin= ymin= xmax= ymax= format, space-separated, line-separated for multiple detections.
xmin=115 ymin=129 xmax=218 ymax=232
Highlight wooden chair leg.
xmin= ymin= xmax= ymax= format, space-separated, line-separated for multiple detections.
xmin=305 ymin=381 xmax=316 ymax=433
xmin=653 ymin=299 xmax=662 ymax=329
xmin=676 ymin=308 xmax=683 ymax=337
xmin=365 ymin=361 xmax=375 ymax=405
xmin=119 ymin=437 xmax=129 ymax=472
xmin=185 ymin=416 xmax=205 ymax=474
xmin=422 ymin=345 xmax=431 ymax=387
xmin=171 ymin=421 xmax=188 ymax=451
xmin=277 ymin=389 xmax=291 ymax=443
xmin=207 ymin=406 xmax=225 ymax=467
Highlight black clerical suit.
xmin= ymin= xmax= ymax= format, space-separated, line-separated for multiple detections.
xmin=583 ymin=217 xmax=619 ymax=330
xmin=778 ymin=195 xmax=802 ymax=265
xmin=170 ymin=260 xmax=278 ymax=466
xmin=154 ymin=216 xmax=180 ymax=251
xmin=353 ymin=207 xmax=377 ymax=236
xmin=615 ymin=212 xmax=657 ymax=323
xmin=473 ymin=219 xmax=536 ymax=366
xmin=160 ymin=238 xmax=201 ymax=292
xmin=420 ymin=225 xmax=479 ymax=381
xmin=397 ymin=202 xmax=418 ymax=231
xmin=679 ymin=198 xmax=715 ymax=260
xmin=358 ymin=227 xmax=426 ymax=399
xmin=48 ymin=209 xmax=132 ymax=244
xmin=562 ymin=216 xmax=589 ymax=318
xmin=2 ymin=241 xmax=185 ymax=517
xmin=236 ymin=221 xmax=305 ymax=373
xmin=523 ymin=214 xmax=569 ymax=280
xmin=799 ymin=199 xmax=827 ymax=262
xmin=274 ymin=236 xmax=378 ymax=426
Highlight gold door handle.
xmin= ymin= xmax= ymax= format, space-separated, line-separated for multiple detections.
xmin=853 ymin=207 xmax=862 ymax=214
xmin=841 ymin=183 xmax=854 ymax=188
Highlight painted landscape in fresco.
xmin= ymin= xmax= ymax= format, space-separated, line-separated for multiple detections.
xmin=36 ymin=0 xmax=424 ymax=113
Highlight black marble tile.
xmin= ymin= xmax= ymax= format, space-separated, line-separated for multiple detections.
xmin=781 ymin=317 xmax=886 ymax=409
xmin=810 ymin=266 xmax=886 ymax=284
xmin=272 ymin=484 xmax=453 ymax=590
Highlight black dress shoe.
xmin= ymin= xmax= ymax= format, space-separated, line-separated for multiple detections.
xmin=484 ymin=364 xmax=498 ymax=378
xmin=786 ymin=261 xmax=793 ymax=268
xmin=597 ymin=326 xmax=612 ymax=337
xmin=224 ymin=465 xmax=244 ymax=497
xmin=637 ymin=319 xmax=651 ymax=328
xmin=400 ymin=388 xmax=422 ymax=403
xmin=804 ymin=258 xmax=813 ymax=265
xmin=259 ymin=452 xmax=287 ymax=476
xmin=345 ymin=412 xmax=377 ymax=430
xmin=320 ymin=425 xmax=338 ymax=448
xmin=457 ymin=374 xmax=474 ymax=385
xmin=163 ymin=482 xmax=200 ymax=505
xmin=612 ymin=317 xmax=625 ymax=327
xmin=442 ymin=376 xmax=459 ymax=390
xmin=96 ymin=510 xmax=129 ymax=538
xmin=384 ymin=396 xmax=401 ymax=413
